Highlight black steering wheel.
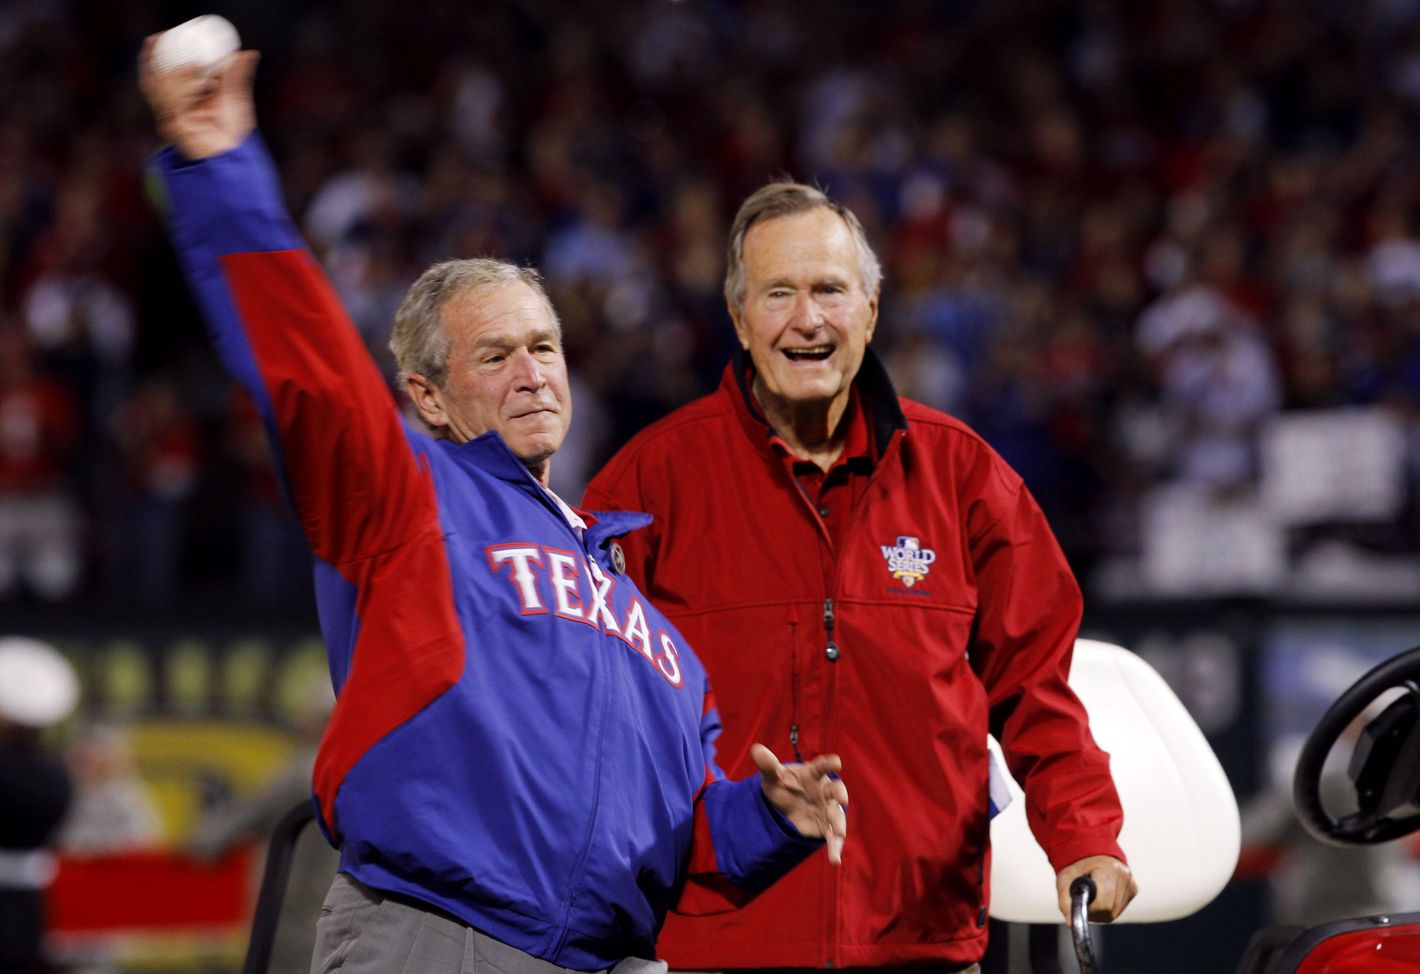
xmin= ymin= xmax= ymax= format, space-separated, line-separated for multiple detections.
xmin=1293 ymin=644 xmax=1420 ymax=845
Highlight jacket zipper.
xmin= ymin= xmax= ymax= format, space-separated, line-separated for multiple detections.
xmin=820 ymin=593 xmax=841 ymax=968
xmin=822 ymin=597 xmax=840 ymax=662
xmin=786 ymin=467 xmax=833 ymax=547
xmin=821 ymin=427 xmax=905 ymax=969
xmin=550 ymin=596 xmax=612 ymax=961
xmin=513 ymin=451 xmax=611 ymax=962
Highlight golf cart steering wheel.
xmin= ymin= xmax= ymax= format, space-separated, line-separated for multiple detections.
xmin=1293 ymin=645 xmax=1420 ymax=845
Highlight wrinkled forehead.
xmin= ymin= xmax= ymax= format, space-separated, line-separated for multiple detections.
xmin=743 ymin=208 xmax=864 ymax=285
xmin=442 ymin=280 xmax=562 ymax=347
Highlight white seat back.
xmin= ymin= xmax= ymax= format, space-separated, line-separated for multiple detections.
xmin=988 ymin=638 xmax=1240 ymax=923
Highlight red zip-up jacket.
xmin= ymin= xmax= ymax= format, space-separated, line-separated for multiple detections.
xmin=584 ymin=352 xmax=1125 ymax=969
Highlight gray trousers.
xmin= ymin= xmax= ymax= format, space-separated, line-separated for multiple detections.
xmin=312 ymin=873 xmax=669 ymax=974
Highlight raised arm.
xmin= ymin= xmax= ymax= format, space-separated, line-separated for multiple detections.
xmin=139 ymin=43 xmax=466 ymax=839
xmin=138 ymin=41 xmax=432 ymax=567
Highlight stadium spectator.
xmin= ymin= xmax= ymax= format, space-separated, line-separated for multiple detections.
xmin=226 ymin=389 xmax=310 ymax=607
xmin=1 ymin=0 xmax=1419 ymax=602
xmin=0 ymin=328 xmax=83 ymax=601
xmin=188 ymin=675 xmax=338 ymax=974
xmin=0 ymin=637 xmax=78 ymax=974
xmin=56 ymin=721 xmax=162 ymax=854
xmin=100 ymin=376 xmax=202 ymax=608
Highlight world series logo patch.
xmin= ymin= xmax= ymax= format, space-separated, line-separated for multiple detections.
xmin=881 ymin=535 xmax=936 ymax=588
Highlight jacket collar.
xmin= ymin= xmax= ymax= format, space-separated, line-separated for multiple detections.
xmin=584 ymin=510 xmax=653 ymax=551
xmin=454 ymin=430 xmax=540 ymax=483
xmin=450 ymin=430 xmax=651 ymax=552
xmin=725 ymin=346 xmax=907 ymax=461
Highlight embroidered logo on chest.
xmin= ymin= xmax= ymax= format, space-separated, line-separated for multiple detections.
xmin=881 ymin=535 xmax=936 ymax=588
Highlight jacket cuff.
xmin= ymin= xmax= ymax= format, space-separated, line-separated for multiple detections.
xmin=1044 ymin=833 xmax=1127 ymax=875
xmin=153 ymin=131 xmax=304 ymax=256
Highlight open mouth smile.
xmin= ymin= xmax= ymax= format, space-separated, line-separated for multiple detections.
xmin=782 ymin=346 xmax=834 ymax=361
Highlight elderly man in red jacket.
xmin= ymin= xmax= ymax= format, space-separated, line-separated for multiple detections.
xmin=584 ymin=182 xmax=1136 ymax=974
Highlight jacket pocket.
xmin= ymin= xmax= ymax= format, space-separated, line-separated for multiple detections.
xmin=787 ymin=607 xmax=803 ymax=763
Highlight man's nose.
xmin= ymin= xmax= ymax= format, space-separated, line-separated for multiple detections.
xmin=790 ymin=291 xmax=825 ymax=331
xmin=511 ymin=349 xmax=546 ymax=389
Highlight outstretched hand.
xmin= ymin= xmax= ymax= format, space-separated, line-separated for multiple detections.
xmin=751 ymin=743 xmax=848 ymax=864
xmin=138 ymin=35 xmax=259 ymax=160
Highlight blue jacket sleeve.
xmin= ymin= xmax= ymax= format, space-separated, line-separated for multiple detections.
xmin=153 ymin=133 xmax=306 ymax=401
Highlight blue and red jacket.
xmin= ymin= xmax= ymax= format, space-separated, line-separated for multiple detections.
xmin=154 ymin=134 xmax=819 ymax=971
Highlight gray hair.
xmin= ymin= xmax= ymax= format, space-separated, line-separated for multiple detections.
xmin=723 ymin=181 xmax=882 ymax=315
xmin=390 ymin=258 xmax=558 ymax=386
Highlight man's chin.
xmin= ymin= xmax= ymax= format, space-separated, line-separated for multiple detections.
xmin=511 ymin=435 xmax=565 ymax=474
xmin=767 ymin=377 xmax=846 ymax=407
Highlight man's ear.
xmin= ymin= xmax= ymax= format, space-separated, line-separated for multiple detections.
xmin=865 ymin=286 xmax=880 ymax=345
xmin=729 ymin=306 xmax=751 ymax=351
xmin=404 ymin=373 xmax=449 ymax=431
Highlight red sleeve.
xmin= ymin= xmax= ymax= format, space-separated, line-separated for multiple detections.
xmin=967 ymin=465 xmax=1126 ymax=872
xmin=222 ymin=250 xmax=431 ymax=563
xmin=223 ymin=253 xmax=465 ymax=839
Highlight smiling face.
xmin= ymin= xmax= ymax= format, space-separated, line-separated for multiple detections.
xmin=405 ymin=280 xmax=572 ymax=484
xmin=732 ymin=207 xmax=879 ymax=425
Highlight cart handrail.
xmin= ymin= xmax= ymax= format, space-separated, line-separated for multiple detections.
xmin=1069 ymin=876 xmax=1099 ymax=974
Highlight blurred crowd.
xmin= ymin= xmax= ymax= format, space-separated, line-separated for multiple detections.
xmin=3 ymin=0 xmax=1420 ymax=611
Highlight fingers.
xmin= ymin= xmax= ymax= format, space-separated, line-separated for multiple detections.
xmin=749 ymin=743 xmax=782 ymax=780
xmin=792 ymin=751 xmax=848 ymax=863
xmin=1056 ymin=876 xmax=1073 ymax=921
xmin=819 ymin=771 xmax=848 ymax=864
xmin=825 ymin=804 xmax=846 ymax=862
xmin=140 ymin=57 xmax=210 ymax=120
xmin=791 ymin=755 xmax=848 ymax=863
xmin=1089 ymin=865 xmax=1138 ymax=922
xmin=1083 ymin=872 xmax=1115 ymax=922
xmin=752 ymin=745 xmax=843 ymax=794
xmin=1055 ymin=857 xmax=1137 ymax=923
xmin=224 ymin=50 xmax=261 ymax=94
xmin=137 ymin=42 xmax=258 ymax=158
xmin=750 ymin=744 xmax=849 ymax=863
xmin=815 ymin=765 xmax=848 ymax=807
xmin=751 ymin=744 xmax=807 ymax=800
xmin=138 ymin=35 xmax=157 ymax=82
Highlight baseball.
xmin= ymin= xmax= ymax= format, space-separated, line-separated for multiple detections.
xmin=151 ymin=15 xmax=240 ymax=75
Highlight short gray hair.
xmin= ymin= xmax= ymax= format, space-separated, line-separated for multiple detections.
xmin=724 ymin=181 xmax=882 ymax=315
xmin=390 ymin=258 xmax=558 ymax=386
